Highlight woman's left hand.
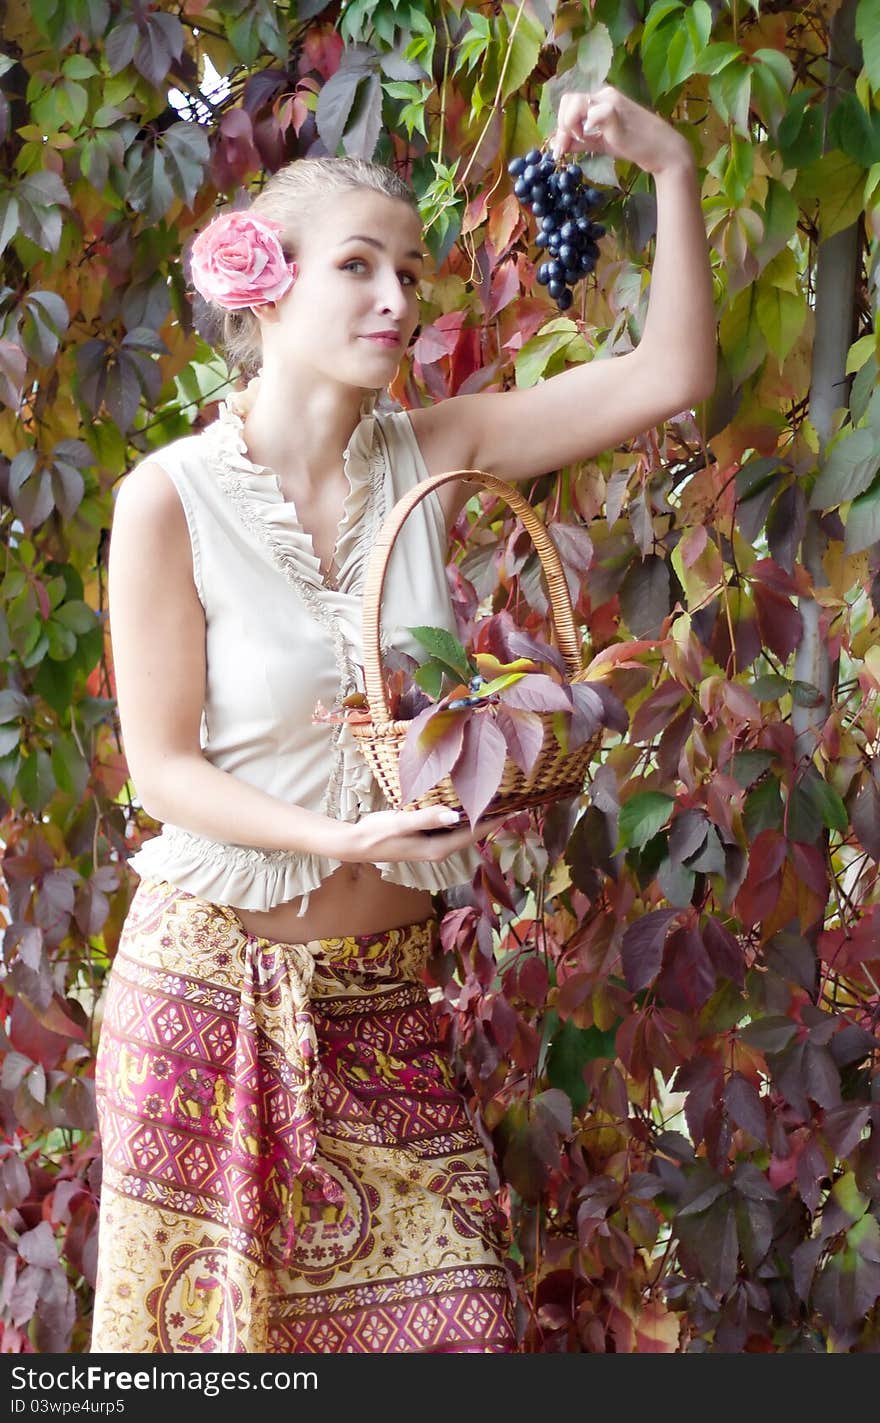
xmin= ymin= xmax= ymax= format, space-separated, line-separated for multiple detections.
xmin=551 ymin=85 xmax=692 ymax=176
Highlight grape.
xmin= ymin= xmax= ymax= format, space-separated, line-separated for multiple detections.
xmin=509 ymin=148 xmax=608 ymax=312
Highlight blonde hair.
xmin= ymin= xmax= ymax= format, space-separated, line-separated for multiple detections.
xmin=207 ymin=157 xmax=420 ymax=381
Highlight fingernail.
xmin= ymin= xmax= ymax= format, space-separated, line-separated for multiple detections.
xmin=438 ymin=809 xmax=460 ymax=825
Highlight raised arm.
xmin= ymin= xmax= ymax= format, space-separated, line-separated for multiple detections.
xmin=108 ymin=465 xmax=499 ymax=864
xmin=409 ymin=85 xmax=716 ymax=500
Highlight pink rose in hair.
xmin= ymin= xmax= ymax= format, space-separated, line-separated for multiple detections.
xmin=190 ymin=211 xmax=297 ymax=310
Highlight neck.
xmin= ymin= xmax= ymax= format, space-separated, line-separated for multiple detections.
xmin=240 ymin=366 xmax=375 ymax=493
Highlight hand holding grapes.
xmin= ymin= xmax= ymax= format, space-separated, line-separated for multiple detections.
xmin=551 ymin=85 xmax=692 ymax=176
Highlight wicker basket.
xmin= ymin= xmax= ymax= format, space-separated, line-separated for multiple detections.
xmin=351 ymin=467 xmax=601 ymax=818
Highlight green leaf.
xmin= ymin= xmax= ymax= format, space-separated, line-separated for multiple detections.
xmin=744 ymin=776 xmax=783 ymax=837
xmin=406 ymin=625 xmax=474 ymax=682
xmin=810 ymin=427 xmax=880 ymax=509
xmin=756 ymin=180 xmax=799 ymax=267
xmin=719 ymin=282 xmax=766 ymax=385
xmin=778 ymin=89 xmax=823 ymax=167
xmin=844 ymin=469 xmax=880 ymax=554
xmin=828 ymin=92 xmax=880 ymax=168
xmin=618 ymin=791 xmax=675 ymax=850
xmin=413 ymin=659 xmax=446 ymax=699
xmin=698 ymin=42 xmax=743 ymax=76
xmin=755 ymin=252 xmax=805 ymax=364
xmin=857 ymin=0 xmax=880 ymax=91
xmin=515 ymin=319 xmax=586 ymax=388
xmin=500 ymin=2 xmax=545 ymax=100
xmin=546 ymin=1016 xmax=617 ymax=1113
xmin=709 ymin=60 xmax=752 ymax=136
xmin=794 ymin=152 xmax=866 ymax=239
xmin=574 ymin=22 xmax=613 ymax=93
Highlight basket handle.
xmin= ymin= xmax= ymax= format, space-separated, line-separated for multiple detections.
xmin=361 ymin=467 xmax=581 ymax=723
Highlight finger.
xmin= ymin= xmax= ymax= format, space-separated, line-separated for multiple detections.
xmin=407 ymin=804 xmax=464 ymax=830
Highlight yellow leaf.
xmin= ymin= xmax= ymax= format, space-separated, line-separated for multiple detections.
xmin=633 ymin=1300 xmax=681 ymax=1354
xmin=863 ymin=644 xmax=880 ymax=690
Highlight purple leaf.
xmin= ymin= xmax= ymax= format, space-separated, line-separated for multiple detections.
xmin=450 ymin=711 xmax=508 ymax=827
xmin=501 ymin=672 xmax=572 ymax=713
xmin=506 ymin=627 xmax=567 ymax=677
xmin=621 ymin=909 xmax=678 ymax=992
xmin=724 ymin=1073 xmax=768 ymax=1143
xmin=567 ymin=682 xmax=604 ymax=749
xmin=587 ymin=681 xmax=629 ymax=734
xmin=495 ymin=704 xmax=544 ymax=776
xmin=397 ymin=704 xmax=466 ymax=804
xmin=18 ymin=1221 xmax=59 ymax=1269
xmin=658 ymin=926 xmax=717 ymax=1011
xmin=703 ymin=916 xmax=746 ymax=985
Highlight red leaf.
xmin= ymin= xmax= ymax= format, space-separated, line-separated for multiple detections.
xmin=631 ymin=680 xmax=689 ymax=741
xmin=789 ymin=841 xmax=827 ymax=898
xmin=495 ymin=704 xmax=543 ymax=776
xmin=450 ymin=711 xmax=508 ymax=827
xmin=398 ymin=704 xmax=466 ymax=804
xmin=488 ymin=259 xmax=520 ymax=318
xmin=735 ymin=830 xmax=786 ymax=926
xmin=621 ymin=909 xmax=679 ymax=992
xmin=518 ymin=955 xmax=549 ymax=1007
xmin=658 ymin=926 xmax=717 ymax=1011
xmin=753 ymin=583 xmax=803 ymax=660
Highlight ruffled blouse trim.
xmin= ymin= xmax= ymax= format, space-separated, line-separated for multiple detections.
xmin=207 ymin=376 xmax=383 ymax=596
xmin=127 ymin=823 xmax=484 ymax=916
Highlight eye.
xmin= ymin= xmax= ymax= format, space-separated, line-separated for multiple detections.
xmin=341 ymin=258 xmax=419 ymax=288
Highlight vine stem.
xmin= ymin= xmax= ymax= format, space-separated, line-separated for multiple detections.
xmin=454 ymin=0 xmax=529 ymax=200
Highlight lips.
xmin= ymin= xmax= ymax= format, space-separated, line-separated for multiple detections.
xmin=361 ymin=332 xmax=401 ymax=347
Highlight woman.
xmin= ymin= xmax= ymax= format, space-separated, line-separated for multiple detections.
xmin=91 ymin=87 xmax=715 ymax=1353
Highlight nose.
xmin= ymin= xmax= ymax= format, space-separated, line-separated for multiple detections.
xmin=376 ymin=267 xmax=412 ymax=320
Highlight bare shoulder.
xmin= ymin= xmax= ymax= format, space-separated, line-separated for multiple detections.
xmin=111 ymin=459 xmax=198 ymax=593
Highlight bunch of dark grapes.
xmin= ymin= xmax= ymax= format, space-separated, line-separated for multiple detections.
xmin=508 ymin=147 xmax=606 ymax=312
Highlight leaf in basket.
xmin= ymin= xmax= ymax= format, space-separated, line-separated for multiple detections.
xmin=569 ymin=682 xmax=605 ymax=749
xmin=473 ymin=652 xmax=539 ymax=680
xmin=413 ymin=659 xmax=446 ymax=701
xmin=406 ymin=625 xmax=475 ymax=684
xmin=586 ymin=681 xmax=629 ymax=735
xmin=480 ymin=671 xmax=528 ymax=696
xmin=495 ymin=705 xmax=544 ymax=776
xmin=398 ymin=703 xmax=467 ymax=804
xmin=506 ymin=628 xmax=568 ymax=678
xmin=500 ymin=673 xmax=573 ymax=713
xmin=451 ymin=711 xmax=508 ymax=828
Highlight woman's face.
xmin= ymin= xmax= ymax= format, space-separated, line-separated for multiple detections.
xmin=263 ymin=187 xmax=425 ymax=392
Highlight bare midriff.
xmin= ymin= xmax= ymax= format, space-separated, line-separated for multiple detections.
xmin=232 ymin=861 xmax=435 ymax=946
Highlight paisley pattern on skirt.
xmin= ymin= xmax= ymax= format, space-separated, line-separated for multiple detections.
xmin=91 ymin=878 xmax=517 ymax=1353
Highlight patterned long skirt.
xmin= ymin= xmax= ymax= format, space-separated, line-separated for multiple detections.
xmin=91 ymin=878 xmax=517 ymax=1353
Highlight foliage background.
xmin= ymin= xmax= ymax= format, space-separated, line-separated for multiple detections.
xmin=1 ymin=0 xmax=879 ymax=1353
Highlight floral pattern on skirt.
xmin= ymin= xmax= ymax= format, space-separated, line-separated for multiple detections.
xmin=91 ymin=878 xmax=517 ymax=1353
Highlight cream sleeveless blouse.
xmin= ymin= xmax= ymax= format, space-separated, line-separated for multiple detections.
xmin=126 ymin=378 xmax=483 ymax=915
